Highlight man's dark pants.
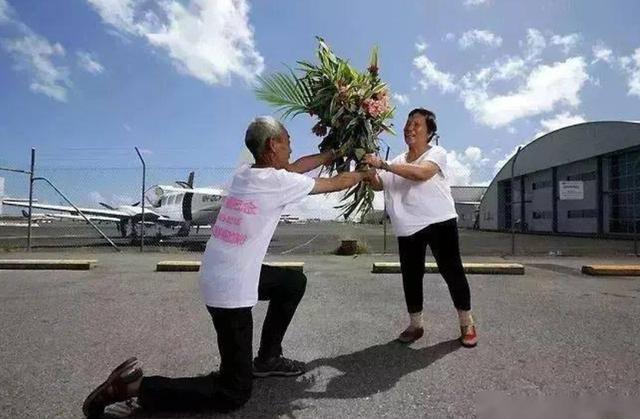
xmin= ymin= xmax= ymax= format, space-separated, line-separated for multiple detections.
xmin=138 ymin=265 xmax=307 ymax=412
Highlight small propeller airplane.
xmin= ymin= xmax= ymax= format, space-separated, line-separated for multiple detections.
xmin=2 ymin=172 xmax=226 ymax=237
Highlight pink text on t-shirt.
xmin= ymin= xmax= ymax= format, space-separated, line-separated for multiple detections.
xmin=212 ymin=225 xmax=247 ymax=246
xmin=224 ymin=197 xmax=259 ymax=215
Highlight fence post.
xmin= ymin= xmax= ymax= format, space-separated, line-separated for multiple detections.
xmin=511 ymin=146 xmax=522 ymax=256
xmin=27 ymin=148 xmax=35 ymax=252
xmin=135 ymin=147 xmax=146 ymax=252
xmin=382 ymin=146 xmax=390 ymax=254
xmin=634 ymin=156 xmax=639 ymax=256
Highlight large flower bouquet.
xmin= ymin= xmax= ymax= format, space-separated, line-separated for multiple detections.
xmin=255 ymin=37 xmax=395 ymax=218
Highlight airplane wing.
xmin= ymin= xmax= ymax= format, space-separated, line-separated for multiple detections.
xmin=43 ymin=212 xmax=122 ymax=223
xmin=4 ymin=200 xmax=130 ymax=218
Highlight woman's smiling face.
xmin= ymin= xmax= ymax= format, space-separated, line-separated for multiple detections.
xmin=404 ymin=113 xmax=430 ymax=147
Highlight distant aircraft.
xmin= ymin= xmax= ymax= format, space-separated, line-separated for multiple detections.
xmin=2 ymin=172 xmax=226 ymax=237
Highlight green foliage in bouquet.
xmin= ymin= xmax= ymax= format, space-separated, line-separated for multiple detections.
xmin=255 ymin=37 xmax=395 ymax=219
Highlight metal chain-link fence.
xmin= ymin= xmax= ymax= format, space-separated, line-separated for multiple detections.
xmin=1 ymin=147 xmax=638 ymax=256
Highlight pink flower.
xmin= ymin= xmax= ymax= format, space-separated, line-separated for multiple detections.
xmin=362 ymin=93 xmax=389 ymax=118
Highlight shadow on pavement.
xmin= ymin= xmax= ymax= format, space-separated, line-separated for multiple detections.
xmin=104 ymin=338 xmax=460 ymax=418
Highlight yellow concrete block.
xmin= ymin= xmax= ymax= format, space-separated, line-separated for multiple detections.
xmin=372 ymin=262 xmax=524 ymax=275
xmin=156 ymin=261 xmax=305 ymax=273
xmin=156 ymin=261 xmax=201 ymax=272
xmin=581 ymin=265 xmax=640 ymax=276
xmin=0 ymin=259 xmax=97 ymax=270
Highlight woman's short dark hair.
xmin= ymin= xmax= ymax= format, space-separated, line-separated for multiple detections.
xmin=408 ymin=108 xmax=437 ymax=139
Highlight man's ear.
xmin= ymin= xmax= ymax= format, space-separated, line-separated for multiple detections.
xmin=264 ymin=137 xmax=276 ymax=154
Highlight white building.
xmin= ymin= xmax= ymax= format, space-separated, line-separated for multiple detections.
xmin=480 ymin=121 xmax=640 ymax=237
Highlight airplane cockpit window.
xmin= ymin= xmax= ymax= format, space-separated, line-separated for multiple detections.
xmin=202 ymin=195 xmax=222 ymax=203
xmin=168 ymin=195 xmax=176 ymax=205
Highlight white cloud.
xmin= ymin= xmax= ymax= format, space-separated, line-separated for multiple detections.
xmin=444 ymin=33 xmax=456 ymax=42
xmin=447 ymin=151 xmax=473 ymax=185
xmin=446 ymin=147 xmax=492 ymax=185
xmin=89 ymin=191 xmax=135 ymax=206
xmin=284 ymin=193 xmax=342 ymax=220
xmin=551 ymin=33 xmax=580 ymax=54
xmin=620 ymin=48 xmax=640 ymax=97
xmin=413 ymin=54 xmax=456 ymax=93
xmin=493 ymin=56 xmax=527 ymax=81
xmin=494 ymin=143 xmax=528 ymax=173
xmin=464 ymin=146 xmax=483 ymax=162
xmin=415 ymin=41 xmax=427 ymax=52
xmin=464 ymin=0 xmax=488 ymax=6
xmin=86 ymin=0 xmax=138 ymax=34
xmin=77 ymin=51 xmax=104 ymax=74
xmin=458 ymin=30 xmax=503 ymax=50
xmin=592 ymin=42 xmax=613 ymax=64
xmin=392 ymin=93 xmax=409 ymax=106
xmin=3 ymin=33 xmax=71 ymax=102
xmin=89 ymin=191 xmax=106 ymax=205
xmin=284 ymin=191 xmax=385 ymax=221
xmin=525 ymin=29 xmax=546 ymax=60
xmin=411 ymin=30 xmax=591 ymax=130
xmin=461 ymin=57 xmax=589 ymax=128
xmin=0 ymin=0 xmax=11 ymax=23
xmin=86 ymin=0 xmax=264 ymax=86
xmin=535 ymin=112 xmax=586 ymax=138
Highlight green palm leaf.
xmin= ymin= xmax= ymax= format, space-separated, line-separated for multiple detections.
xmin=255 ymin=71 xmax=313 ymax=119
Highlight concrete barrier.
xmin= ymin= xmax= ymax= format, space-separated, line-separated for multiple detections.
xmin=156 ymin=261 xmax=201 ymax=272
xmin=0 ymin=259 xmax=97 ymax=270
xmin=372 ymin=262 xmax=524 ymax=275
xmin=156 ymin=261 xmax=305 ymax=272
xmin=581 ymin=265 xmax=640 ymax=276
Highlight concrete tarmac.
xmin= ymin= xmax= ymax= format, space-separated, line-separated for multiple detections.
xmin=1 ymin=251 xmax=639 ymax=418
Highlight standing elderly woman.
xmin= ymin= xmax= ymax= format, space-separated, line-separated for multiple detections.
xmin=364 ymin=108 xmax=477 ymax=347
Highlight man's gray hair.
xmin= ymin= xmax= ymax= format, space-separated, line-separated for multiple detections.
xmin=245 ymin=116 xmax=286 ymax=160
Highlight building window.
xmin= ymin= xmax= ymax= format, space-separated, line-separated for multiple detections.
xmin=532 ymin=211 xmax=553 ymax=219
xmin=567 ymin=171 xmax=596 ymax=181
xmin=532 ymin=180 xmax=552 ymax=190
xmin=567 ymin=209 xmax=597 ymax=218
xmin=609 ymin=149 xmax=640 ymax=234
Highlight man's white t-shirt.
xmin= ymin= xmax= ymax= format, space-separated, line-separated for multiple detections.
xmin=379 ymin=145 xmax=457 ymax=237
xmin=199 ymin=165 xmax=315 ymax=308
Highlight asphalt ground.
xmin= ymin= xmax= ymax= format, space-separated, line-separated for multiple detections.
xmin=1 ymin=220 xmax=639 ymax=256
xmin=1 ymin=251 xmax=639 ymax=418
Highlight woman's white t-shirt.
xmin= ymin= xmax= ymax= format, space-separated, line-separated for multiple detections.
xmin=379 ymin=145 xmax=457 ymax=237
xmin=199 ymin=165 xmax=315 ymax=308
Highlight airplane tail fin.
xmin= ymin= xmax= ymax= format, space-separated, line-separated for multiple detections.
xmin=175 ymin=171 xmax=195 ymax=189
xmin=187 ymin=171 xmax=194 ymax=188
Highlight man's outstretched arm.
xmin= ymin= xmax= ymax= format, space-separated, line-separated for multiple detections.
xmin=286 ymin=150 xmax=337 ymax=174
xmin=310 ymin=170 xmax=374 ymax=194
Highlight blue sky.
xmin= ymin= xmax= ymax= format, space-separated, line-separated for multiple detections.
xmin=1 ymin=0 xmax=640 ymax=208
